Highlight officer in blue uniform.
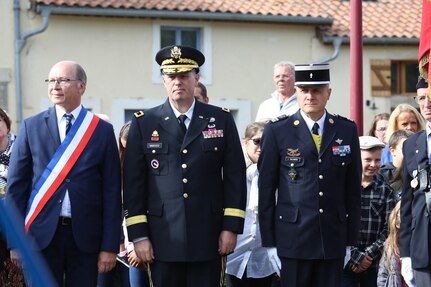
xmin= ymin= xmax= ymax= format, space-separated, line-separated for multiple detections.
xmin=123 ymin=45 xmax=246 ymax=287
xmin=258 ymin=63 xmax=362 ymax=287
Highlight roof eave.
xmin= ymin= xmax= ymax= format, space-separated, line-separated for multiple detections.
xmin=36 ymin=4 xmax=334 ymax=25
xmin=322 ymin=35 xmax=419 ymax=45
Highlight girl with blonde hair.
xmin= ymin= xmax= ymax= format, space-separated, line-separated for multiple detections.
xmin=377 ymin=202 xmax=407 ymax=287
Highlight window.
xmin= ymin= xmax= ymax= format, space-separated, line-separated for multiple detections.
xmin=390 ymin=61 xmax=419 ymax=96
xmin=370 ymin=59 xmax=419 ymax=97
xmin=152 ymin=23 xmax=212 ymax=84
xmin=160 ymin=27 xmax=201 ymax=49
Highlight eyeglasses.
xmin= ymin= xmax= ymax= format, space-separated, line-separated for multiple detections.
xmin=45 ymin=78 xmax=80 ymax=86
xmin=414 ymin=95 xmax=428 ymax=104
xmin=375 ymin=127 xmax=386 ymax=132
xmin=250 ymin=138 xmax=261 ymax=146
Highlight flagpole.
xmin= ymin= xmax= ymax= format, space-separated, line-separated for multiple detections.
xmin=350 ymin=0 xmax=363 ymax=135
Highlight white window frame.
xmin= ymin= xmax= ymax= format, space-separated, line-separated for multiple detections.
xmin=152 ymin=22 xmax=212 ymax=85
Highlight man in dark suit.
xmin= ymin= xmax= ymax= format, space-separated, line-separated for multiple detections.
xmin=6 ymin=61 xmax=122 ymax=286
xmin=123 ymin=45 xmax=246 ymax=287
xmin=258 ymin=63 xmax=362 ymax=287
xmin=400 ymin=77 xmax=431 ymax=287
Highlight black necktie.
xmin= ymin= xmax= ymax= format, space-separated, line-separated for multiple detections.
xmin=64 ymin=114 xmax=73 ymax=136
xmin=178 ymin=114 xmax=187 ymax=135
xmin=312 ymin=122 xmax=319 ymax=135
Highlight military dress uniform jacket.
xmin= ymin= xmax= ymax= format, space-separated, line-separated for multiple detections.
xmin=124 ymin=99 xmax=246 ymax=262
xmin=400 ymin=130 xmax=431 ymax=269
xmin=258 ymin=110 xmax=362 ymax=260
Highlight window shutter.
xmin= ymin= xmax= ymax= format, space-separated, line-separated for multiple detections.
xmin=370 ymin=59 xmax=391 ymax=97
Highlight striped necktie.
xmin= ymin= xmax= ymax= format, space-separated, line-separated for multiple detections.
xmin=64 ymin=114 xmax=73 ymax=136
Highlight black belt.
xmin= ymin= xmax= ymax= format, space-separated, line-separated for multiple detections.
xmin=59 ymin=216 xmax=72 ymax=226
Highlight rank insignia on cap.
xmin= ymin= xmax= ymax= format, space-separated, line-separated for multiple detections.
xmin=171 ymin=46 xmax=181 ymax=59
xmin=295 ymin=63 xmax=330 ymax=86
xmin=156 ymin=45 xmax=205 ymax=75
xmin=134 ymin=111 xmax=144 ymax=118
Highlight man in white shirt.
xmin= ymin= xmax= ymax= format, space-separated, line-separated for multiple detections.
xmin=255 ymin=61 xmax=299 ymax=121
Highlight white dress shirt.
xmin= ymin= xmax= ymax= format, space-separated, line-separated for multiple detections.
xmin=55 ymin=105 xmax=82 ymax=218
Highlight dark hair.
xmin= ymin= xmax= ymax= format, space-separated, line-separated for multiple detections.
xmin=196 ymin=82 xmax=208 ymax=100
xmin=0 ymin=108 xmax=11 ymax=132
xmin=388 ymin=129 xmax=413 ymax=149
xmin=367 ymin=113 xmax=390 ymax=137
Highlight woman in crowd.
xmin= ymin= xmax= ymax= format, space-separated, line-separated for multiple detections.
xmin=225 ymin=121 xmax=280 ymax=287
xmin=367 ymin=113 xmax=390 ymax=143
xmin=381 ymin=104 xmax=425 ymax=164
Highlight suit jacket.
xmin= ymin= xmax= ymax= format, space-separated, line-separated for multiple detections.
xmin=400 ymin=130 xmax=431 ymax=269
xmin=123 ymin=99 xmax=246 ymax=262
xmin=258 ymin=110 xmax=362 ymax=260
xmin=6 ymin=107 xmax=122 ymax=253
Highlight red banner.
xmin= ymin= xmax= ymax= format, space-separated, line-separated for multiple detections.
xmin=419 ymin=0 xmax=431 ymax=81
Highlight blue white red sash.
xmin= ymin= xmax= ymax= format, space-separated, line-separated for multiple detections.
xmin=24 ymin=109 xmax=100 ymax=232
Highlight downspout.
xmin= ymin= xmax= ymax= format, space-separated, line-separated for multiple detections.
xmin=14 ymin=2 xmax=51 ymax=125
xmin=313 ymin=37 xmax=343 ymax=64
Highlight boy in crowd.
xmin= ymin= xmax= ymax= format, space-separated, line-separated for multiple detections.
xmin=376 ymin=130 xmax=413 ymax=200
xmin=342 ymin=136 xmax=396 ymax=287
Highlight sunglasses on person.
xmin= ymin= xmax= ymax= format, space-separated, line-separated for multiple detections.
xmin=250 ymin=138 xmax=261 ymax=146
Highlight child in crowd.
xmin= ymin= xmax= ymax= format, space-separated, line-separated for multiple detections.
xmin=342 ymin=136 xmax=396 ymax=287
xmin=377 ymin=201 xmax=407 ymax=287
xmin=377 ymin=130 xmax=413 ymax=200
xmin=225 ymin=121 xmax=281 ymax=287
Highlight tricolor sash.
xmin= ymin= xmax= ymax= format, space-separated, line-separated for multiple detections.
xmin=24 ymin=109 xmax=100 ymax=232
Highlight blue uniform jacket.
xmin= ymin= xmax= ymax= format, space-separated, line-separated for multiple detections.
xmin=258 ymin=110 xmax=361 ymax=260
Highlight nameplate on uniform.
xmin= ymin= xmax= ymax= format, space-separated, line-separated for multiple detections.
xmin=202 ymin=129 xmax=224 ymax=139
xmin=147 ymin=143 xmax=163 ymax=149
xmin=332 ymin=145 xmax=351 ymax=156
xmin=285 ymin=156 xmax=302 ymax=163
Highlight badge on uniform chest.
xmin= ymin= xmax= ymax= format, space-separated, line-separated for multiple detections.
xmin=285 ymin=148 xmax=302 ymax=181
xmin=202 ymin=129 xmax=224 ymax=139
xmin=411 ymin=168 xmax=429 ymax=190
xmin=332 ymin=145 xmax=351 ymax=157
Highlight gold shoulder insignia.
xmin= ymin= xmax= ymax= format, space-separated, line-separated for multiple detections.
xmin=134 ymin=111 xmax=144 ymax=118
xmin=334 ymin=114 xmax=353 ymax=122
xmin=221 ymin=107 xmax=230 ymax=113
xmin=271 ymin=114 xmax=289 ymax=123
